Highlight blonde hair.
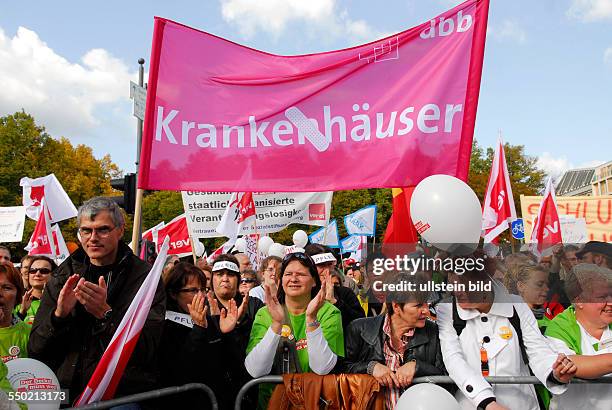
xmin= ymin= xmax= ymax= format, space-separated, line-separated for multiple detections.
xmin=504 ymin=262 xmax=546 ymax=295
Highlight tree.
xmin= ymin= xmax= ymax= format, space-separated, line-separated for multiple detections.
xmin=0 ymin=111 xmax=122 ymax=257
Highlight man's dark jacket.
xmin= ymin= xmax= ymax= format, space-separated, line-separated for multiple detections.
xmin=27 ymin=242 xmax=166 ymax=402
xmin=341 ymin=315 xmax=446 ymax=379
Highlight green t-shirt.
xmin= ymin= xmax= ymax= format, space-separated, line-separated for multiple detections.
xmin=246 ymin=301 xmax=345 ymax=408
xmin=14 ymin=298 xmax=41 ymax=325
xmin=0 ymin=318 xmax=30 ymax=363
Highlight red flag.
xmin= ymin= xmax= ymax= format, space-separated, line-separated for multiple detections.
xmin=482 ymin=136 xmax=517 ymax=242
xmin=25 ymin=199 xmax=56 ymax=256
xmin=216 ymin=192 xmax=257 ymax=239
xmin=383 ymin=187 xmax=418 ymax=255
xmin=155 ymin=215 xmax=192 ymax=256
xmin=530 ymin=178 xmax=562 ymax=258
xmin=75 ymin=237 xmax=169 ymax=405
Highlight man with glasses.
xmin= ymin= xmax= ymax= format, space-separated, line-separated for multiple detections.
xmin=28 ymin=197 xmax=166 ymax=405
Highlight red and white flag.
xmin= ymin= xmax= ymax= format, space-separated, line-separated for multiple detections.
xmin=206 ymin=238 xmax=236 ymax=264
xmin=20 ymin=174 xmax=78 ymax=223
xmin=75 ymin=236 xmax=169 ymax=405
xmin=155 ymin=215 xmax=191 ymax=257
xmin=482 ymin=136 xmax=517 ymax=243
xmin=51 ymin=223 xmax=70 ymax=263
xmin=530 ymin=177 xmax=563 ymax=258
xmin=25 ymin=199 xmax=56 ymax=257
xmin=216 ymin=192 xmax=257 ymax=239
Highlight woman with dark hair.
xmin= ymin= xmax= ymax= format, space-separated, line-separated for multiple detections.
xmin=159 ymin=262 xmax=243 ymax=409
xmin=245 ymin=252 xmax=344 ymax=408
xmin=16 ymin=255 xmax=56 ymax=325
xmin=0 ymin=265 xmax=29 ymax=363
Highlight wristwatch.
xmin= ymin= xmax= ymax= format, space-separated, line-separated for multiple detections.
xmin=102 ymin=308 xmax=113 ymax=321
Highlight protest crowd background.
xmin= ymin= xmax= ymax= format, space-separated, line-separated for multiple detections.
xmin=1 ymin=1 xmax=611 ymax=409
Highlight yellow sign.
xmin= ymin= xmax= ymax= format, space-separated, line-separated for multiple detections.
xmin=520 ymin=195 xmax=612 ymax=243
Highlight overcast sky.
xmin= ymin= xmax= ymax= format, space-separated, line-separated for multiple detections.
xmin=1 ymin=0 xmax=610 ymax=178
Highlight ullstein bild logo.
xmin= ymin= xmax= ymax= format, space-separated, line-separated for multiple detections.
xmin=309 ymin=204 xmax=326 ymax=221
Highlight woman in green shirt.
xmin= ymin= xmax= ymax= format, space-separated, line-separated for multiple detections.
xmin=15 ymin=256 xmax=56 ymax=325
xmin=245 ymin=252 xmax=344 ymax=406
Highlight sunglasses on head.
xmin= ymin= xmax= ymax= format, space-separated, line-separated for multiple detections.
xmin=283 ymin=252 xmax=315 ymax=265
xmin=29 ymin=268 xmax=52 ymax=275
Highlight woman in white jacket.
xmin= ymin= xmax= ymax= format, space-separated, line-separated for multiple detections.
xmin=437 ymin=262 xmax=577 ymax=410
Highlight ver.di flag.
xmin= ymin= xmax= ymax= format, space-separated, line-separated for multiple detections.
xmin=139 ymin=0 xmax=490 ymax=192
xmin=344 ymin=205 xmax=377 ymax=236
xmin=25 ymin=199 xmax=56 ymax=257
xmin=216 ymin=192 xmax=257 ymax=239
xmin=529 ymin=177 xmax=563 ymax=258
xmin=20 ymin=174 xmax=78 ymax=223
xmin=156 ymin=215 xmax=192 ymax=257
xmin=309 ymin=219 xmax=340 ymax=248
xmin=75 ymin=236 xmax=169 ymax=405
xmin=482 ymin=136 xmax=516 ymax=242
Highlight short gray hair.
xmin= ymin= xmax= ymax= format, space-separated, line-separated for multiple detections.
xmin=77 ymin=197 xmax=125 ymax=228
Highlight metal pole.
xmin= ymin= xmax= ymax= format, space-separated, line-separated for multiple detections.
xmin=131 ymin=58 xmax=145 ymax=256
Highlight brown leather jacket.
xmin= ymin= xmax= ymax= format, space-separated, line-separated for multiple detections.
xmin=268 ymin=373 xmax=384 ymax=410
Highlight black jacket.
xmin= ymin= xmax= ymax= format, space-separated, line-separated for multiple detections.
xmin=28 ymin=242 xmax=166 ymax=403
xmin=158 ymin=316 xmax=224 ymax=409
xmin=341 ymin=314 xmax=446 ymax=379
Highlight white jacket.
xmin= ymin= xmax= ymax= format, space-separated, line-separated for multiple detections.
xmin=437 ymin=286 xmax=568 ymax=409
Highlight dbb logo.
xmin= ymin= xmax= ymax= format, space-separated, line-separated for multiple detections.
xmin=420 ymin=11 xmax=472 ymax=39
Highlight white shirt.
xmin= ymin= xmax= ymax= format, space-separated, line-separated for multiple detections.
xmin=248 ymin=285 xmax=265 ymax=302
xmin=548 ymin=324 xmax=612 ymax=410
xmin=437 ymin=284 xmax=567 ymax=410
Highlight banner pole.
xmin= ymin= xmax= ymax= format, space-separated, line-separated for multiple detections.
xmin=131 ymin=189 xmax=144 ymax=254
xmin=131 ymin=58 xmax=146 ymax=256
xmin=190 ymin=236 xmax=197 ymax=264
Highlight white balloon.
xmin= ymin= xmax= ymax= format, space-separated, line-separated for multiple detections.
xmin=268 ymin=243 xmax=286 ymax=258
xmin=194 ymin=240 xmax=205 ymax=257
xmin=6 ymin=358 xmax=62 ymax=410
xmin=410 ymin=174 xmax=481 ymax=255
xmin=258 ymin=236 xmax=274 ymax=254
xmin=235 ymin=237 xmax=247 ymax=253
xmin=396 ymin=384 xmax=459 ymax=410
xmin=292 ymin=230 xmax=309 ymax=248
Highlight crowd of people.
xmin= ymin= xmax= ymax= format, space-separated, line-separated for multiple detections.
xmin=0 ymin=196 xmax=610 ymax=409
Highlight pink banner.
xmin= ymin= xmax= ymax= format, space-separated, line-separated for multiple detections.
xmin=139 ymin=0 xmax=489 ymax=192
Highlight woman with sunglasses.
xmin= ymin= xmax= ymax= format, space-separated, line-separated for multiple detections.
xmin=239 ymin=270 xmax=260 ymax=297
xmin=245 ymin=252 xmax=344 ymax=408
xmin=159 ymin=262 xmax=244 ymax=409
xmin=15 ymin=256 xmax=56 ymax=325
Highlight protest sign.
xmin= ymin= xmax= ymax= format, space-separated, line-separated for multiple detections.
xmin=139 ymin=0 xmax=490 ymax=191
xmin=521 ymin=195 xmax=612 ymax=243
xmin=182 ymin=191 xmax=332 ymax=238
xmin=0 ymin=206 xmax=26 ymax=242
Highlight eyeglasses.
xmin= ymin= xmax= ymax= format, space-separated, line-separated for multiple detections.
xmin=240 ymin=278 xmax=256 ymax=284
xmin=78 ymin=226 xmax=117 ymax=239
xmin=177 ymin=287 xmax=206 ymax=294
xmin=29 ymin=268 xmax=52 ymax=275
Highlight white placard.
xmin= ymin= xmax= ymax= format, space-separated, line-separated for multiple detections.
xmin=0 ymin=206 xmax=26 ymax=242
xmin=182 ymin=191 xmax=333 ymax=239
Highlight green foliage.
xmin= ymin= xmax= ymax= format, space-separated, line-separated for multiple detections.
xmin=0 ymin=111 xmax=122 ymax=258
